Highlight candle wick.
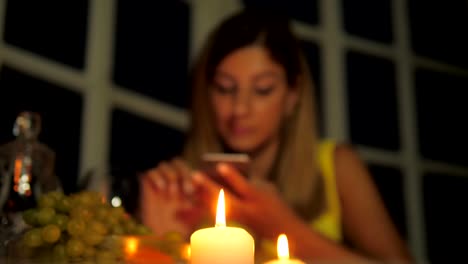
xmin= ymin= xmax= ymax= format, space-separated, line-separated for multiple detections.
xmin=215 ymin=222 xmax=226 ymax=228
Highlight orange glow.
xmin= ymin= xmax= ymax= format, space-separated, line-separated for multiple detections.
xmin=14 ymin=158 xmax=21 ymax=184
xmin=215 ymin=189 xmax=226 ymax=227
xmin=277 ymin=234 xmax=290 ymax=260
xmin=125 ymin=237 xmax=139 ymax=256
xmin=181 ymin=243 xmax=191 ymax=260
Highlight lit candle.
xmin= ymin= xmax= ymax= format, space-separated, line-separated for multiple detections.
xmin=190 ymin=189 xmax=255 ymax=264
xmin=264 ymin=234 xmax=305 ymax=264
xmin=123 ymin=236 xmax=175 ymax=264
xmin=124 ymin=236 xmax=139 ymax=257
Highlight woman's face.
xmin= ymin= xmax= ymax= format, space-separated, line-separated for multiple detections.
xmin=210 ymin=46 xmax=298 ymax=153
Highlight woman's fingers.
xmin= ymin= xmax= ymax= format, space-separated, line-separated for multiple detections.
xmin=192 ymin=171 xmax=220 ymax=196
xmin=175 ymin=206 xmax=206 ymax=228
xmin=216 ymin=163 xmax=253 ymax=198
xmin=158 ymin=161 xmax=182 ymax=197
xmin=171 ymin=158 xmax=191 ymax=176
xmin=142 ymin=160 xmax=186 ymax=198
xmin=192 ymin=162 xmax=253 ymax=203
xmin=145 ymin=167 xmax=167 ymax=191
xmin=171 ymin=158 xmax=195 ymax=196
xmin=192 ymin=171 xmax=245 ymax=219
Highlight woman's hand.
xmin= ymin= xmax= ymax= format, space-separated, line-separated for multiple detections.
xmin=192 ymin=162 xmax=302 ymax=240
xmin=139 ymin=158 xmax=205 ymax=240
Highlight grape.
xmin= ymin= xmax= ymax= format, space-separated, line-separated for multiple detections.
xmin=55 ymin=196 xmax=72 ymax=213
xmin=38 ymin=195 xmax=56 ymax=208
xmin=135 ymin=224 xmax=152 ymax=235
xmin=67 ymin=218 xmax=86 ymax=237
xmin=75 ymin=191 xmax=102 ymax=207
xmin=111 ymin=244 xmax=125 ymax=259
xmin=23 ymin=228 xmax=43 ymax=247
xmin=66 ymin=238 xmax=85 ymax=258
xmin=94 ymin=205 xmax=110 ymax=221
xmin=42 ymin=224 xmax=61 ymax=243
xmin=95 ymin=250 xmax=116 ymax=263
xmin=52 ymin=243 xmax=67 ymax=260
xmin=36 ymin=207 xmax=56 ymax=226
xmin=88 ymin=219 xmax=108 ymax=236
xmin=111 ymin=225 xmax=125 ymax=235
xmin=52 ymin=214 xmax=69 ymax=231
xmin=105 ymin=214 xmax=119 ymax=228
xmin=83 ymin=246 xmax=97 ymax=259
xmin=70 ymin=205 xmax=93 ymax=221
xmin=90 ymin=191 xmax=105 ymax=204
xmin=22 ymin=208 xmax=38 ymax=226
xmin=19 ymin=190 xmax=154 ymax=261
xmin=48 ymin=191 xmax=65 ymax=201
xmin=78 ymin=260 xmax=95 ymax=264
xmin=110 ymin=206 xmax=125 ymax=220
xmin=82 ymin=231 xmax=104 ymax=246
xmin=123 ymin=218 xmax=137 ymax=233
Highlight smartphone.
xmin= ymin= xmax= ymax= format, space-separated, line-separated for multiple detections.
xmin=201 ymin=153 xmax=250 ymax=194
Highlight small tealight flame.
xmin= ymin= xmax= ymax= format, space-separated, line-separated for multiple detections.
xmin=181 ymin=243 xmax=191 ymax=260
xmin=215 ymin=189 xmax=226 ymax=227
xmin=277 ymin=234 xmax=290 ymax=260
xmin=125 ymin=237 xmax=139 ymax=256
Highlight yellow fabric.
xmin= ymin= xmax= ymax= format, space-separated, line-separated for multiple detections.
xmin=259 ymin=140 xmax=342 ymax=259
xmin=311 ymin=139 xmax=342 ymax=242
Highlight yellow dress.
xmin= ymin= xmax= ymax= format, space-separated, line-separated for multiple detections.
xmin=259 ymin=140 xmax=342 ymax=258
xmin=311 ymin=139 xmax=342 ymax=242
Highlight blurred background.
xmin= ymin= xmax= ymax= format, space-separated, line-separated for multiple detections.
xmin=0 ymin=0 xmax=467 ymax=262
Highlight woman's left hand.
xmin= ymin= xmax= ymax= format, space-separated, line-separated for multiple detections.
xmin=139 ymin=158 xmax=206 ymax=240
xmin=192 ymin=163 xmax=302 ymax=240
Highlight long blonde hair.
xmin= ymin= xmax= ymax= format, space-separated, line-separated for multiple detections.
xmin=183 ymin=9 xmax=321 ymax=215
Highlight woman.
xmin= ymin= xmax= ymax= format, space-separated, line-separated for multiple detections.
xmin=139 ymin=9 xmax=412 ymax=263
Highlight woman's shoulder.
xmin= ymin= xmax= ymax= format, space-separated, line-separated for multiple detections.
xmin=318 ymin=139 xmax=357 ymax=160
xmin=317 ymin=139 xmax=362 ymax=181
xmin=333 ymin=142 xmax=362 ymax=170
xmin=323 ymin=140 xmax=371 ymax=189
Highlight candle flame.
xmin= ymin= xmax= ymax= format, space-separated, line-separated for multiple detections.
xmin=125 ymin=237 xmax=139 ymax=256
xmin=277 ymin=234 xmax=290 ymax=260
xmin=215 ymin=189 xmax=226 ymax=227
xmin=181 ymin=243 xmax=191 ymax=260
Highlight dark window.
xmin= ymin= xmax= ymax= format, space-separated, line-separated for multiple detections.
xmin=242 ymin=0 xmax=319 ymax=25
xmin=0 ymin=66 xmax=83 ymax=194
xmin=342 ymin=0 xmax=393 ymax=43
xmin=109 ymin=109 xmax=185 ymax=214
xmin=368 ymin=164 xmax=407 ymax=240
xmin=424 ymin=173 xmax=468 ymax=262
xmin=415 ymin=69 xmax=468 ymax=166
xmin=3 ymin=0 xmax=89 ymax=69
xmin=409 ymin=0 xmax=468 ymax=68
xmin=346 ymin=51 xmax=400 ymax=150
xmin=113 ymin=0 xmax=190 ymax=109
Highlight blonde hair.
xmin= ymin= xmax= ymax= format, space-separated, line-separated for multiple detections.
xmin=183 ymin=9 xmax=321 ymax=215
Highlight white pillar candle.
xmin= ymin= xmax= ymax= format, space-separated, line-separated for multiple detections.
xmin=264 ymin=234 xmax=305 ymax=264
xmin=190 ymin=189 xmax=255 ymax=264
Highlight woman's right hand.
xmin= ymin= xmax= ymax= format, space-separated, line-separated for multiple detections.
xmin=139 ymin=158 xmax=204 ymax=240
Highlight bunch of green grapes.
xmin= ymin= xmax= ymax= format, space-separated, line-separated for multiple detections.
xmin=20 ymin=190 xmax=152 ymax=262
